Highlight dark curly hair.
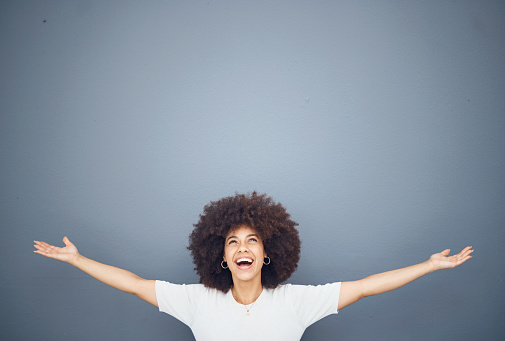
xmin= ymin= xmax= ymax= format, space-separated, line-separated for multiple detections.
xmin=188 ymin=192 xmax=300 ymax=293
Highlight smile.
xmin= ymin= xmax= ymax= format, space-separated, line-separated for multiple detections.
xmin=235 ymin=257 xmax=254 ymax=270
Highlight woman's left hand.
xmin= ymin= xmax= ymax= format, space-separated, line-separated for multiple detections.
xmin=429 ymin=246 xmax=473 ymax=271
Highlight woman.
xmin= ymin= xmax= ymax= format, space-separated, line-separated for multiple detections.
xmin=34 ymin=192 xmax=473 ymax=340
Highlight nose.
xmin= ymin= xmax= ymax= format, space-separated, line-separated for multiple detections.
xmin=238 ymin=242 xmax=249 ymax=252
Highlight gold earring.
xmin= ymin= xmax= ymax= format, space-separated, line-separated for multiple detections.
xmin=221 ymin=260 xmax=228 ymax=269
xmin=263 ymin=257 xmax=270 ymax=265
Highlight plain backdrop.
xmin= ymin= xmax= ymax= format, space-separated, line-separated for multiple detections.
xmin=1 ymin=1 xmax=504 ymax=340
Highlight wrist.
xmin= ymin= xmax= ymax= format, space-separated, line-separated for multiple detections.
xmin=69 ymin=253 xmax=83 ymax=267
xmin=424 ymin=259 xmax=437 ymax=274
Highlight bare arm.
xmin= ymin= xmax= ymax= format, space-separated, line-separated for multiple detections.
xmin=34 ymin=237 xmax=158 ymax=307
xmin=338 ymin=246 xmax=473 ymax=310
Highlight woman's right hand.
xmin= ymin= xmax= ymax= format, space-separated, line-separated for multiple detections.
xmin=34 ymin=236 xmax=158 ymax=307
xmin=34 ymin=236 xmax=80 ymax=264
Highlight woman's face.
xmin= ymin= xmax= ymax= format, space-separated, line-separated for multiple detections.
xmin=223 ymin=225 xmax=267 ymax=286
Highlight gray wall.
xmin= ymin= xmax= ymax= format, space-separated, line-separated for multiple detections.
xmin=1 ymin=1 xmax=504 ymax=340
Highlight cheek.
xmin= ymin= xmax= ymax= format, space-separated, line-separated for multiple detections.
xmin=254 ymin=245 xmax=266 ymax=258
xmin=223 ymin=245 xmax=234 ymax=259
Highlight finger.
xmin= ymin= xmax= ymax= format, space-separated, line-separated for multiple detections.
xmin=456 ymin=255 xmax=472 ymax=265
xmin=457 ymin=248 xmax=473 ymax=259
xmin=447 ymin=255 xmax=458 ymax=262
xmin=34 ymin=241 xmax=51 ymax=248
xmin=34 ymin=249 xmax=54 ymax=258
xmin=459 ymin=246 xmax=472 ymax=252
xmin=35 ymin=243 xmax=59 ymax=254
xmin=34 ymin=242 xmax=50 ymax=252
xmin=449 ymin=247 xmax=471 ymax=260
xmin=462 ymin=248 xmax=473 ymax=257
xmin=33 ymin=243 xmax=46 ymax=251
xmin=35 ymin=241 xmax=59 ymax=253
xmin=34 ymin=249 xmax=47 ymax=256
xmin=63 ymin=236 xmax=71 ymax=246
xmin=441 ymin=249 xmax=451 ymax=256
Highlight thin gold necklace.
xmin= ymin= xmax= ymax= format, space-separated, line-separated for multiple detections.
xmin=231 ymin=288 xmax=262 ymax=316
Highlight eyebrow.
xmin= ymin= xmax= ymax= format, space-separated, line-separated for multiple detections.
xmin=226 ymin=234 xmax=259 ymax=241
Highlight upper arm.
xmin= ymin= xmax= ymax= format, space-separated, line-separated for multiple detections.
xmin=338 ymin=280 xmax=364 ymax=310
xmin=134 ymin=279 xmax=158 ymax=307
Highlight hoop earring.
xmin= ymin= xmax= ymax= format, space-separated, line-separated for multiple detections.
xmin=221 ymin=260 xmax=228 ymax=269
xmin=263 ymin=257 xmax=271 ymax=265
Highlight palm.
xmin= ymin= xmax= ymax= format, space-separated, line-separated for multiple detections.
xmin=429 ymin=246 xmax=473 ymax=270
xmin=34 ymin=237 xmax=79 ymax=263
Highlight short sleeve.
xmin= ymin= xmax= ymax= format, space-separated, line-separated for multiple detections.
xmin=155 ymin=280 xmax=205 ymax=326
xmin=284 ymin=282 xmax=341 ymax=328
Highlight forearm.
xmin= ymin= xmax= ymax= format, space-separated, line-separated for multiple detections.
xmin=360 ymin=260 xmax=435 ymax=297
xmin=71 ymin=254 xmax=143 ymax=295
xmin=339 ymin=247 xmax=472 ymax=310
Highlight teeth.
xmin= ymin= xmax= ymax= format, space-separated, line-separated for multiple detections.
xmin=236 ymin=258 xmax=253 ymax=263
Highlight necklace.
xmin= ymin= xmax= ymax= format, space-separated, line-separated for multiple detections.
xmin=243 ymin=302 xmax=256 ymax=316
xmin=231 ymin=288 xmax=261 ymax=316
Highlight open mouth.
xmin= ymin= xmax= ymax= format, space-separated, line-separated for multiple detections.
xmin=235 ymin=258 xmax=253 ymax=269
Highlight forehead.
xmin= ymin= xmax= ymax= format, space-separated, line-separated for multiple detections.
xmin=226 ymin=225 xmax=259 ymax=238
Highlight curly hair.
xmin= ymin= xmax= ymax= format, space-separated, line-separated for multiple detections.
xmin=188 ymin=192 xmax=300 ymax=293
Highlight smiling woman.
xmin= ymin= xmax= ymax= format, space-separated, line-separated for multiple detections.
xmin=34 ymin=192 xmax=473 ymax=341
xmin=188 ymin=192 xmax=301 ymax=292
xmin=223 ymin=226 xmax=268 ymax=307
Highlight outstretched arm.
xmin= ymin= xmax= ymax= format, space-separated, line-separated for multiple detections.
xmin=34 ymin=237 xmax=157 ymax=307
xmin=338 ymin=246 xmax=473 ymax=310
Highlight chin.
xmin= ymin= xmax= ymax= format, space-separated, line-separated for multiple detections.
xmin=232 ymin=271 xmax=261 ymax=283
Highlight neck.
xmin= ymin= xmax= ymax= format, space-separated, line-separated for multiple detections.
xmin=231 ymin=280 xmax=263 ymax=305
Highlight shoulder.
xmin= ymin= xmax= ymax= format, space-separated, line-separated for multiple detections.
xmin=270 ymin=282 xmax=341 ymax=294
xmin=263 ymin=282 xmax=340 ymax=301
xmin=155 ymin=280 xmax=224 ymax=300
xmin=155 ymin=280 xmax=228 ymax=319
xmin=155 ymin=280 xmax=205 ymax=291
xmin=155 ymin=280 xmax=206 ymax=289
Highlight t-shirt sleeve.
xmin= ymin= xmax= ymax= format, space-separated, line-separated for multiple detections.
xmin=285 ymin=282 xmax=341 ymax=328
xmin=155 ymin=280 xmax=204 ymax=326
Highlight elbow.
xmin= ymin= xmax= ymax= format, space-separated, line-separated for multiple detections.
xmin=357 ymin=279 xmax=372 ymax=298
xmin=125 ymin=277 xmax=147 ymax=296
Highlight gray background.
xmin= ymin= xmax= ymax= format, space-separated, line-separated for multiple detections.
xmin=1 ymin=1 xmax=504 ymax=340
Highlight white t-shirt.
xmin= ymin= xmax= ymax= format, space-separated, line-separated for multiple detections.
xmin=155 ymin=280 xmax=341 ymax=341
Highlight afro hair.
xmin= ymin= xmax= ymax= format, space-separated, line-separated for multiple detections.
xmin=188 ymin=192 xmax=300 ymax=292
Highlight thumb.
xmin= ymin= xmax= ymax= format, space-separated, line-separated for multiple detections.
xmin=63 ymin=236 xmax=72 ymax=246
xmin=440 ymin=249 xmax=450 ymax=256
